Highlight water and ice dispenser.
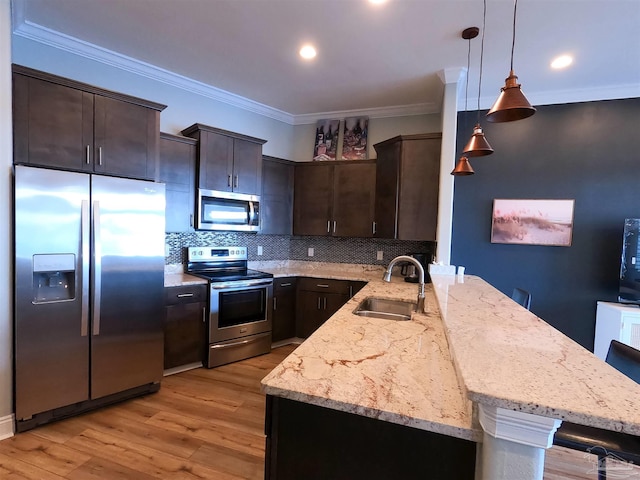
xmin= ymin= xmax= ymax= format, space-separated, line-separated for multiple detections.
xmin=32 ymin=254 xmax=76 ymax=303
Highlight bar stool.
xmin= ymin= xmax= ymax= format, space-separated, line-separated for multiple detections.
xmin=511 ymin=288 xmax=531 ymax=310
xmin=553 ymin=340 xmax=640 ymax=479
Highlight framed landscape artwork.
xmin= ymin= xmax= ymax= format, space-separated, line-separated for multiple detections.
xmin=313 ymin=119 xmax=340 ymax=161
xmin=491 ymin=199 xmax=575 ymax=246
xmin=341 ymin=116 xmax=368 ymax=160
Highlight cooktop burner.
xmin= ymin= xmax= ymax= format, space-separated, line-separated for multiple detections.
xmin=185 ymin=245 xmax=272 ymax=283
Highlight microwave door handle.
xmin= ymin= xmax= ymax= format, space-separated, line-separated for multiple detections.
xmin=249 ymin=201 xmax=255 ymax=225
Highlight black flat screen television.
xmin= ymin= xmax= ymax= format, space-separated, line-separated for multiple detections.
xmin=619 ymin=218 xmax=640 ymax=305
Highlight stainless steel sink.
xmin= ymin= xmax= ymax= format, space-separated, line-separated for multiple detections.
xmin=353 ymin=297 xmax=416 ymax=321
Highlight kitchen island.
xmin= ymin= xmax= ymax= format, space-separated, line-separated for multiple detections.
xmin=260 ymin=263 xmax=640 ymax=480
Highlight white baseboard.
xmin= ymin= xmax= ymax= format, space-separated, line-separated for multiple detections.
xmin=0 ymin=414 xmax=14 ymax=440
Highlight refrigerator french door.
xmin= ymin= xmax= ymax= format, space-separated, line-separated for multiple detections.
xmin=14 ymin=165 xmax=165 ymax=428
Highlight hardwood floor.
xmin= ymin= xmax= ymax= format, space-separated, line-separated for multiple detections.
xmin=0 ymin=345 xmax=636 ymax=479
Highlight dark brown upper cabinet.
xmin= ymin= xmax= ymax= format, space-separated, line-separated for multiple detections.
xmin=159 ymin=132 xmax=197 ymax=232
xmin=12 ymin=65 xmax=165 ymax=181
xmin=293 ymin=160 xmax=376 ymax=238
xmin=373 ymin=133 xmax=441 ymax=241
xmin=261 ymin=155 xmax=294 ymax=235
xmin=181 ymin=123 xmax=267 ymax=196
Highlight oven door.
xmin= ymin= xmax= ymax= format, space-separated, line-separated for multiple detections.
xmin=209 ymin=279 xmax=273 ymax=343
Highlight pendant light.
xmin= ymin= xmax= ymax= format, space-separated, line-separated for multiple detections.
xmin=462 ymin=0 xmax=494 ymax=158
xmin=486 ymin=0 xmax=536 ymax=122
xmin=452 ymin=27 xmax=479 ymax=176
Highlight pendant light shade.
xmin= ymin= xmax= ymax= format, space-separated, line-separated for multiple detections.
xmin=462 ymin=123 xmax=494 ymax=157
xmin=486 ymin=70 xmax=535 ymax=122
xmin=486 ymin=0 xmax=535 ymax=123
xmin=451 ymin=156 xmax=475 ymax=176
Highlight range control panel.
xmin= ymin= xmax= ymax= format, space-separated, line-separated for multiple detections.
xmin=187 ymin=246 xmax=247 ymax=263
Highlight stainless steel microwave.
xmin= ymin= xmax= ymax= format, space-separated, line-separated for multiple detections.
xmin=197 ymin=189 xmax=260 ymax=232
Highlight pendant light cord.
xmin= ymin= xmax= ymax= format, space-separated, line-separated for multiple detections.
xmin=477 ymin=0 xmax=487 ymax=124
xmin=511 ymin=0 xmax=518 ymax=71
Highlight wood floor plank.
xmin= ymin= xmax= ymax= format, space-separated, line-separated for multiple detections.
xmin=0 ymin=345 xmax=616 ymax=480
xmin=0 ymin=451 xmax=68 ymax=480
xmin=0 ymin=434 xmax=91 ymax=477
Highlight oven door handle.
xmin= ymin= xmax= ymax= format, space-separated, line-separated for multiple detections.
xmin=211 ymin=337 xmax=263 ymax=349
xmin=210 ymin=278 xmax=273 ymax=290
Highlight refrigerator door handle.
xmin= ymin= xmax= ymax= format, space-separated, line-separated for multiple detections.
xmin=81 ymin=200 xmax=90 ymax=337
xmin=92 ymin=200 xmax=102 ymax=336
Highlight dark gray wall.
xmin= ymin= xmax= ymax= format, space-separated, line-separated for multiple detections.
xmin=452 ymin=98 xmax=640 ymax=350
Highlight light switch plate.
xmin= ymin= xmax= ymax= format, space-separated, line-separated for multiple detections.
xmin=376 ymin=251 xmax=384 ymax=260
xmin=257 ymin=246 xmax=263 ymax=256
xmin=308 ymin=247 xmax=314 ymax=257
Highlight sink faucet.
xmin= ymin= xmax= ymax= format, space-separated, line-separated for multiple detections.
xmin=382 ymin=255 xmax=426 ymax=313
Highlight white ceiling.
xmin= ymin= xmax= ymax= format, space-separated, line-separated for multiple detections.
xmin=11 ymin=0 xmax=640 ymax=124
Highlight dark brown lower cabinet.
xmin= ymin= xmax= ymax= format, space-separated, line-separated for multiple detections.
xmin=265 ymin=396 xmax=477 ymax=480
xmin=272 ymin=277 xmax=297 ymax=342
xmin=164 ymin=285 xmax=207 ymax=370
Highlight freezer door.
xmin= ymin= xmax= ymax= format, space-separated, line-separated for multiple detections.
xmin=14 ymin=166 xmax=90 ymax=420
xmin=90 ymin=175 xmax=165 ymax=399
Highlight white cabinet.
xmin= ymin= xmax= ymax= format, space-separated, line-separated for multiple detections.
xmin=594 ymin=301 xmax=640 ymax=359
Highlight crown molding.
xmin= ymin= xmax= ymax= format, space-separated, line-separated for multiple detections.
xmin=10 ymin=1 xmax=440 ymax=126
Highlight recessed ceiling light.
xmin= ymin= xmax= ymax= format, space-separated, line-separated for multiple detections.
xmin=369 ymin=0 xmax=388 ymax=4
xmin=551 ymin=55 xmax=573 ymax=69
xmin=299 ymin=45 xmax=317 ymax=60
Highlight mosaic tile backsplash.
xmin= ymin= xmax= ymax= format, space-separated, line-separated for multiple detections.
xmin=165 ymin=232 xmax=435 ymax=267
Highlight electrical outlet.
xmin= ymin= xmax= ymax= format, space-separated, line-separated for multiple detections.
xmin=257 ymin=245 xmax=263 ymax=256
xmin=165 ymin=243 xmax=171 ymax=257
xmin=376 ymin=251 xmax=384 ymax=261
xmin=308 ymin=247 xmax=314 ymax=257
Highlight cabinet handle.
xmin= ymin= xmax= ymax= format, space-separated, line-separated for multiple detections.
xmin=98 ymin=146 xmax=103 ymax=166
xmin=333 ymin=221 xmax=336 ymax=233
xmin=323 ymin=297 xmax=327 ymax=310
xmin=317 ymin=297 xmax=321 ymax=310
xmin=327 ymin=220 xmax=330 ymax=233
xmin=85 ymin=145 xmax=91 ymax=164
xmin=234 ymin=175 xmax=239 ymax=189
xmin=349 ymin=285 xmax=353 ymax=297
xmin=373 ymin=221 xmax=377 ymax=235
xmin=177 ymin=293 xmax=194 ymax=298
xmin=190 ymin=214 xmax=194 ymax=227
xmin=227 ymin=175 xmax=232 ymax=187
xmin=273 ymin=297 xmax=277 ymax=310
xmin=202 ymin=307 xmax=206 ymax=323
xmin=280 ymin=283 xmax=292 ymax=287
xmin=316 ymin=284 xmax=329 ymax=288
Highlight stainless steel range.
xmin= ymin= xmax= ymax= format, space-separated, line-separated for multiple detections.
xmin=186 ymin=246 xmax=273 ymax=368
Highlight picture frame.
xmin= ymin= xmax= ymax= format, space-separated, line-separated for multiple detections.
xmin=491 ymin=199 xmax=575 ymax=246
xmin=341 ymin=116 xmax=368 ymax=160
xmin=313 ymin=119 xmax=340 ymax=161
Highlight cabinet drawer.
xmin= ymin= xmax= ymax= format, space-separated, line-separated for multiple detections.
xmin=297 ymin=277 xmax=350 ymax=295
xmin=165 ymin=285 xmax=207 ymax=306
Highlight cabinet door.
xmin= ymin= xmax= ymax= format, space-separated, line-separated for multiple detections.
xmin=296 ymin=291 xmax=324 ymax=338
xmin=198 ymin=131 xmax=234 ymax=191
xmin=164 ymin=302 xmax=206 ymax=369
xmin=333 ymin=162 xmax=376 ymax=237
xmin=159 ymin=134 xmax=197 ymax=232
xmin=323 ymin=292 xmax=349 ymax=319
xmin=232 ymin=138 xmax=262 ymax=195
xmin=93 ymin=95 xmax=159 ymax=180
xmin=261 ymin=157 xmax=294 ymax=235
xmin=293 ymin=164 xmax=334 ymax=236
xmin=374 ymin=141 xmax=402 ymax=239
xmin=13 ymin=74 xmax=94 ymax=171
xmin=272 ymin=278 xmax=297 ymax=342
xmin=396 ymin=138 xmax=440 ymax=241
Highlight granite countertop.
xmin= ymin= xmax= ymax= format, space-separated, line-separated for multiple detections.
xmin=259 ymin=262 xmax=480 ymax=442
xmin=431 ymin=274 xmax=640 ymax=436
xmin=165 ymin=260 xmax=640 ymax=438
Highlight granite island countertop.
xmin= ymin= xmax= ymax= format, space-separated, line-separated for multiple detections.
xmin=258 ymin=261 xmax=640 ymax=444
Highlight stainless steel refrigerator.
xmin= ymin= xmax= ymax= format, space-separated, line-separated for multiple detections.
xmin=14 ymin=165 xmax=165 ymax=431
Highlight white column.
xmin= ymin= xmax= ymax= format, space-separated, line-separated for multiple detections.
xmin=435 ymin=68 xmax=464 ymax=265
xmin=478 ymin=404 xmax=562 ymax=480
xmin=0 ymin=0 xmax=15 ymax=440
